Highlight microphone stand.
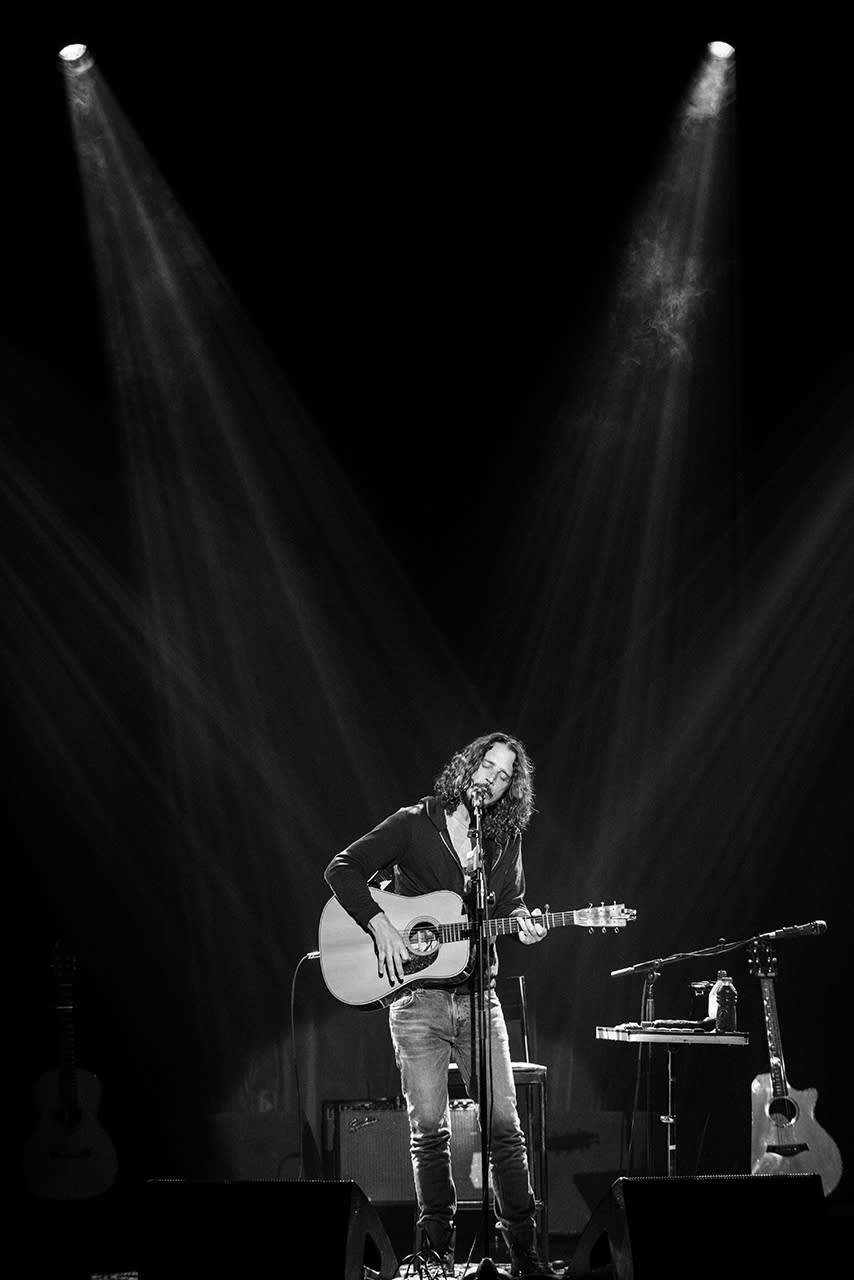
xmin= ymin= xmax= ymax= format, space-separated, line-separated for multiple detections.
xmin=609 ymin=919 xmax=828 ymax=986
xmin=640 ymin=968 xmax=659 ymax=1173
xmin=463 ymin=790 xmax=509 ymax=1280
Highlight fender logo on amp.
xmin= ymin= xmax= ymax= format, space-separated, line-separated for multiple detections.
xmin=347 ymin=1115 xmax=380 ymax=1132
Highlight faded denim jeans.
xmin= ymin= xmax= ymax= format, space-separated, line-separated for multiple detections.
xmin=388 ymin=985 xmax=536 ymax=1247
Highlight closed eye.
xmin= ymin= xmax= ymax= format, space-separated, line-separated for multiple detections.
xmin=482 ymin=756 xmax=512 ymax=784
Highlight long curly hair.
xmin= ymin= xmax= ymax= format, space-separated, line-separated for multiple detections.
xmin=434 ymin=732 xmax=536 ymax=844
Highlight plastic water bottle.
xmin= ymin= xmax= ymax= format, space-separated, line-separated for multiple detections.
xmin=708 ymin=970 xmax=738 ymax=1032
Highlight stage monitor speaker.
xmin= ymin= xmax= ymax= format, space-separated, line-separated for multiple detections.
xmin=142 ymin=1177 xmax=398 ymax=1280
xmin=566 ymin=1173 xmax=826 ymax=1279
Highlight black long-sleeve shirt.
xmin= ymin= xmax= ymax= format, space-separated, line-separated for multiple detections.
xmin=325 ymin=794 xmax=528 ymax=987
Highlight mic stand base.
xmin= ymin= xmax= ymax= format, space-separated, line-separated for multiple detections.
xmin=462 ymin=1260 xmax=511 ymax=1280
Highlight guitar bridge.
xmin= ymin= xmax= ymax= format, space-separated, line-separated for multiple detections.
xmin=765 ymin=1143 xmax=810 ymax=1157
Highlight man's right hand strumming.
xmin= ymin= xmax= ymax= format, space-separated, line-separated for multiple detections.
xmin=368 ymin=912 xmax=410 ymax=984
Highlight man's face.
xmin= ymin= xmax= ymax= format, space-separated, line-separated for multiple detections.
xmin=469 ymin=742 xmax=517 ymax=806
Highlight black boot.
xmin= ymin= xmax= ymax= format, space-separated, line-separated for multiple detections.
xmin=396 ymin=1223 xmax=456 ymax=1277
xmin=505 ymin=1232 xmax=561 ymax=1278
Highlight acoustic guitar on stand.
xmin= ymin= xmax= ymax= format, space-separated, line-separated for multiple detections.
xmin=748 ymin=938 xmax=842 ymax=1196
xmin=24 ymin=945 xmax=118 ymax=1200
xmin=319 ymin=887 xmax=636 ymax=1007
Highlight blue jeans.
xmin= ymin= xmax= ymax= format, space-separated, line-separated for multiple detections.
xmin=388 ymin=985 xmax=536 ymax=1246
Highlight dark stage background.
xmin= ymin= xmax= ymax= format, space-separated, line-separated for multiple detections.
xmin=3 ymin=4 xmax=851 ymax=1269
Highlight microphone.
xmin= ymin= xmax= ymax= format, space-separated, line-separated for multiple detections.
xmin=469 ymin=781 xmax=491 ymax=807
xmin=758 ymin=920 xmax=827 ymax=941
xmin=610 ymin=961 xmax=661 ymax=978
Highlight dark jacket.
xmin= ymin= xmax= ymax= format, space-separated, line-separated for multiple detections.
xmin=325 ymin=794 xmax=528 ymax=987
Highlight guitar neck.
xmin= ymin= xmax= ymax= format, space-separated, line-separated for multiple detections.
xmin=56 ymin=986 xmax=79 ymax=1112
xmin=440 ymin=910 xmax=585 ymax=943
xmin=759 ymin=975 xmax=789 ymax=1099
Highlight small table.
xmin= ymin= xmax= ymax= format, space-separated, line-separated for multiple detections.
xmin=596 ymin=1024 xmax=749 ymax=1175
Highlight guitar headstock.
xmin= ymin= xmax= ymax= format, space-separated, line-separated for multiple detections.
xmin=748 ymin=938 xmax=777 ymax=978
xmin=577 ymin=903 xmax=637 ymax=931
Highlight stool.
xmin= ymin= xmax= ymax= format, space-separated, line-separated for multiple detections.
xmin=448 ymin=1061 xmax=549 ymax=1247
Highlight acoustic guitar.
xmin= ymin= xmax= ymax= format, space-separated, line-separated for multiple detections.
xmin=319 ymin=887 xmax=636 ymax=1007
xmin=23 ymin=946 xmax=118 ymax=1200
xmin=749 ymin=938 xmax=842 ymax=1196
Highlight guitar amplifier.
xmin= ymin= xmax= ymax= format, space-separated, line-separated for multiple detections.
xmin=323 ymin=1098 xmax=489 ymax=1204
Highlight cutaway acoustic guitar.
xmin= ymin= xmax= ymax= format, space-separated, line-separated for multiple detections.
xmin=749 ymin=938 xmax=842 ymax=1196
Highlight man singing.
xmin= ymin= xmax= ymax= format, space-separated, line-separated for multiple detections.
xmin=325 ymin=732 xmax=558 ymax=1278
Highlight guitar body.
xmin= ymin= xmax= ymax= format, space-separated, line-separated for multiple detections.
xmin=319 ymin=888 xmax=470 ymax=1007
xmin=751 ymin=1073 xmax=843 ymax=1196
xmin=24 ymin=1067 xmax=119 ymax=1200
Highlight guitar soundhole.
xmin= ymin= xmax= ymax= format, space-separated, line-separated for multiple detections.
xmin=401 ymin=918 xmax=443 ymax=973
xmin=406 ymin=919 xmax=440 ymax=957
xmin=769 ymin=1097 xmax=798 ymax=1125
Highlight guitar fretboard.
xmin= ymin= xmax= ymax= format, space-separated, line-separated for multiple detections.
xmin=439 ymin=911 xmax=581 ymax=943
xmin=56 ymin=974 xmax=79 ymax=1112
